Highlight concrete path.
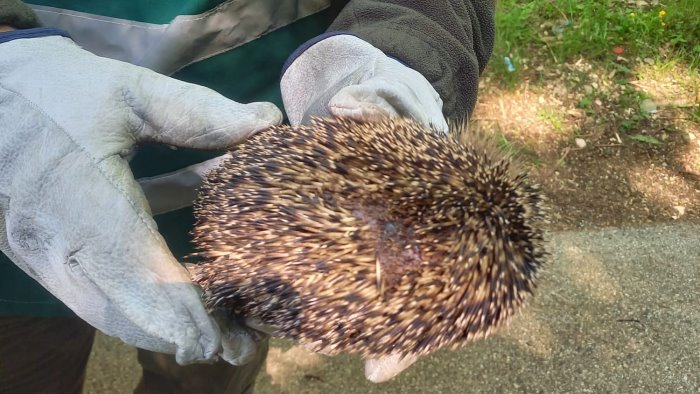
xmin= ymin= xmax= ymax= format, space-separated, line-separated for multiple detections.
xmin=85 ymin=223 xmax=700 ymax=393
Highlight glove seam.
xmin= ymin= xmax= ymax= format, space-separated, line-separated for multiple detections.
xmin=0 ymin=82 xmax=164 ymax=244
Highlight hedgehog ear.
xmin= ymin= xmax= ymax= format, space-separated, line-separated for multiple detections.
xmin=364 ymin=353 xmax=419 ymax=383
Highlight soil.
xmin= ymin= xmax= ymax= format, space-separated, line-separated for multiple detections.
xmin=473 ymin=58 xmax=700 ymax=231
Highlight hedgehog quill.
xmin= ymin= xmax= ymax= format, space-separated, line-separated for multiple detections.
xmin=190 ymin=117 xmax=547 ymax=374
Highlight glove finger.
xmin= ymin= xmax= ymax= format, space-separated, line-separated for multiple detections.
xmin=219 ymin=322 xmax=260 ymax=366
xmin=126 ymin=68 xmax=282 ymax=149
xmin=80 ymin=209 xmax=221 ymax=365
xmin=364 ymin=353 xmax=419 ymax=383
xmin=208 ymin=309 xmax=267 ymax=366
xmin=138 ymin=154 xmax=231 ymax=216
xmin=102 ymin=166 xmax=222 ymax=365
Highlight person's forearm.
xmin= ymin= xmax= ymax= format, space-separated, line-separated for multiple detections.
xmin=0 ymin=25 xmax=16 ymax=32
xmin=328 ymin=0 xmax=496 ymax=120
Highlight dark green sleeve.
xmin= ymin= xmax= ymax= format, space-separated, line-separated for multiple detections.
xmin=0 ymin=0 xmax=40 ymax=28
xmin=328 ymin=0 xmax=496 ymax=120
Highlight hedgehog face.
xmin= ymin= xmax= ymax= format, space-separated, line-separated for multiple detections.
xmin=190 ymin=117 xmax=547 ymax=360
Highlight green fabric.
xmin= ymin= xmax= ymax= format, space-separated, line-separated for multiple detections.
xmin=0 ymin=9 xmax=332 ymax=317
xmin=27 ymin=0 xmax=225 ymax=24
xmin=0 ymin=262 xmax=74 ymax=317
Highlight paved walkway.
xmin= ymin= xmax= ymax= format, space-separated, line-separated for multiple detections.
xmin=85 ymin=223 xmax=700 ymax=393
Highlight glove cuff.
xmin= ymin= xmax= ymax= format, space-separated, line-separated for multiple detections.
xmin=0 ymin=0 xmax=41 ymax=29
xmin=281 ymin=31 xmax=359 ymax=78
xmin=0 ymin=27 xmax=71 ymax=45
xmin=281 ymin=32 xmax=413 ymax=79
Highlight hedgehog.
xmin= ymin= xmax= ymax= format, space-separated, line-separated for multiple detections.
xmin=190 ymin=116 xmax=547 ymax=364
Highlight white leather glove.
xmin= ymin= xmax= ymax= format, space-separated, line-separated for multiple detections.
xmin=281 ymin=33 xmax=448 ymax=133
xmin=0 ymin=32 xmax=282 ymax=364
xmin=280 ymin=33 xmax=445 ymax=382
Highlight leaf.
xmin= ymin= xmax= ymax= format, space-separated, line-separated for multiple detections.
xmin=578 ymin=97 xmax=593 ymax=108
xmin=620 ymin=120 xmax=635 ymax=131
xmin=629 ymin=134 xmax=661 ymax=145
xmin=614 ymin=64 xmax=632 ymax=74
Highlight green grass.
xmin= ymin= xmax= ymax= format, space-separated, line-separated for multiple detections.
xmin=492 ymin=0 xmax=700 ymax=85
xmin=629 ymin=133 xmax=662 ymax=145
xmin=495 ymin=133 xmax=542 ymax=165
xmin=537 ymin=107 xmax=566 ymax=133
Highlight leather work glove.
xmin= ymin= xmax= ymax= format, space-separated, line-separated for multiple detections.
xmin=280 ymin=33 xmax=444 ymax=382
xmin=281 ymin=33 xmax=449 ymax=133
xmin=0 ymin=30 xmax=282 ymax=365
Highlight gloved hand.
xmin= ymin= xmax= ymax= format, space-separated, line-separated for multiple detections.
xmin=281 ymin=33 xmax=448 ymax=133
xmin=0 ymin=31 xmax=282 ymax=365
xmin=281 ymin=33 xmax=444 ymax=382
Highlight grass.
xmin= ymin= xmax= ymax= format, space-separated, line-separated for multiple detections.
xmin=537 ymin=107 xmax=566 ymax=133
xmin=474 ymin=0 xmax=700 ymax=233
xmin=483 ymin=0 xmax=700 ymax=152
xmin=492 ymin=0 xmax=700 ymax=85
xmin=494 ymin=132 xmax=542 ymax=165
xmin=629 ymin=133 xmax=662 ymax=145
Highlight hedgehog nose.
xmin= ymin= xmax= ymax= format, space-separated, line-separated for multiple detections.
xmin=364 ymin=353 xmax=419 ymax=383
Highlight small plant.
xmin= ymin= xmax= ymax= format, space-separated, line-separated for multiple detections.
xmin=619 ymin=113 xmax=647 ymax=133
xmin=496 ymin=133 xmax=517 ymax=155
xmin=495 ymin=133 xmax=541 ymax=165
xmin=578 ymin=97 xmax=593 ymax=109
xmin=537 ymin=108 xmax=565 ymax=133
xmin=629 ymin=134 xmax=661 ymax=145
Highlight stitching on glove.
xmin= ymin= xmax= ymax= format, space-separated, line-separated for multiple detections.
xmin=0 ymin=82 xmax=164 ymax=243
